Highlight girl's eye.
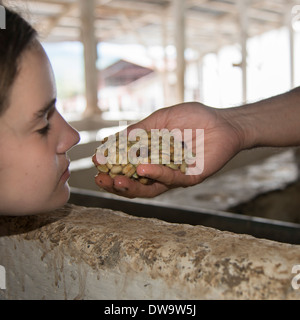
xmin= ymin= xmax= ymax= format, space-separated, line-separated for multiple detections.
xmin=36 ymin=106 xmax=56 ymax=137
xmin=37 ymin=123 xmax=51 ymax=136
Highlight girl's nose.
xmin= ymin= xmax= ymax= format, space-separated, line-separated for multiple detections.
xmin=56 ymin=113 xmax=80 ymax=154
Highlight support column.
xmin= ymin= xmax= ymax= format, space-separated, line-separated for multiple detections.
xmin=197 ymin=56 xmax=204 ymax=102
xmin=287 ymin=2 xmax=295 ymax=89
xmin=79 ymin=0 xmax=100 ymax=117
xmin=174 ymin=0 xmax=186 ymax=103
xmin=161 ymin=11 xmax=168 ymax=106
xmin=289 ymin=26 xmax=295 ymax=89
xmin=237 ymin=0 xmax=248 ymax=103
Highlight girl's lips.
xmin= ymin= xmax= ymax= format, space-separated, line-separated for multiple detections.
xmin=60 ymin=167 xmax=70 ymax=182
xmin=60 ymin=161 xmax=71 ymax=182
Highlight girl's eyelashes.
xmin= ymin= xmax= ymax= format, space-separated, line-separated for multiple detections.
xmin=36 ymin=106 xmax=55 ymax=136
xmin=37 ymin=123 xmax=51 ymax=136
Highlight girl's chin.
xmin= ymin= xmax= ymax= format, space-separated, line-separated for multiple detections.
xmin=36 ymin=183 xmax=71 ymax=214
xmin=0 ymin=183 xmax=71 ymax=216
xmin=54 ymin=183 xmax=71 ymax=207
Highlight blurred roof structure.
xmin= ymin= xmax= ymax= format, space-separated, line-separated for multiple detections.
xmin=4 ymin=0 xmax=299 ymax=56
xmin=3 ymin=0 xmax=298 ymax=113
xmin=100 ymin=59 xmax=154 ymax=87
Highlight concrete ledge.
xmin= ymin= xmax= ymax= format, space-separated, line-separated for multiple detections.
xmin=0 ymin=204 xmax=299 ymax=299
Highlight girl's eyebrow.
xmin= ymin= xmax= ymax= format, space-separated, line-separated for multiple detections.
xmin=32 ymin=98 xmax=57 ymax=122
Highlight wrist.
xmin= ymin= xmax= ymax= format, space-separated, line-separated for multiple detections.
xmin=219 ymin=105 xmax=258 ymax=150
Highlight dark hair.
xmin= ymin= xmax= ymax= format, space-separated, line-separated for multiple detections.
xmin=0 ymin=6 xmax=37 ymax=116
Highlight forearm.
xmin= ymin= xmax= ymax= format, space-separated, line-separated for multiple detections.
xmin=220 ymin=87 xmax=300 ymax=150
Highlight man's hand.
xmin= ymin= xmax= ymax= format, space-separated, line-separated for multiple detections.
xmin=95 ymin=102 xmax=244 ymax=198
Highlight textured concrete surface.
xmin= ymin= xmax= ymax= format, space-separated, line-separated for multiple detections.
xmin=0 ymin=204 xmax=300 ymax=300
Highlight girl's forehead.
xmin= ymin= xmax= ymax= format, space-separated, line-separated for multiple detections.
xmin=3 ymin=45 xmax=56 ymax=128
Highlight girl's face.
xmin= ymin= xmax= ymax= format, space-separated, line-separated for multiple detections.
xmin=0 ymin=43 xmax=80 ymax=215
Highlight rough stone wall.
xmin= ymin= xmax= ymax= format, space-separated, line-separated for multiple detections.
xmin=0 ymin=204 xmax=299 ymax=300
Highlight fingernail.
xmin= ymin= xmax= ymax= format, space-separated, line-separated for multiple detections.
xmin=138 ymin=167 xmax=148 ymax=177
xmin=113 ymin=180 xmax=128 ymax=192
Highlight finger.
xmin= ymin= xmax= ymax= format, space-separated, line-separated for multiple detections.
xmin=136 ymin=164 xmax=191 ymax=187
xmin=112 ymin=175 xmax=169 ymax=198
xmin=95 ymin=173 xmax=113 ymax=189
xmin=95 ymin=173 xmax=168 ymax=198
xmin=95 ymin=174 xmax=132 ymax=196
